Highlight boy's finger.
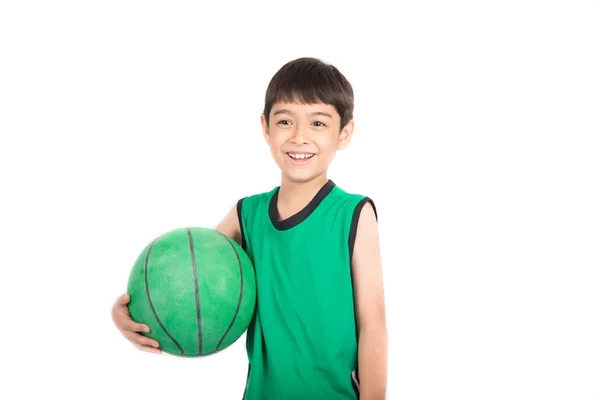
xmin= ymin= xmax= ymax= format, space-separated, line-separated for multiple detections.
xmin=133 ymin=342 xmax=162 ymax=355
xmin=127 ymin=330 xmax=160 ymax=348
xmin=117 ymin=294 xmax=130 ymax=305
xmin=123 ymin=330 xmax=159 ymax=348
xmin=137 ymin=336 xmax=160 ymax=348
xmin=123 ymin=320 xmax=150 ymax=333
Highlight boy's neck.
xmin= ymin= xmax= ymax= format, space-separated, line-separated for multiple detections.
xmin=276 ymin=174 xmax=329 ymax=220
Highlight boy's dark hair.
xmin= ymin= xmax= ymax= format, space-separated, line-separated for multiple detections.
xmin=263 ymin=57 xmax=354 ymax=133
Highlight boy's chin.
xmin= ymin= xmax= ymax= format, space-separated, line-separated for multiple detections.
xmin=281 ymin=169 xmax=327 ymax=184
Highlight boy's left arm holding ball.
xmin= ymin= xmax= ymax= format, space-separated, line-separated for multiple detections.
xmin=112 ymin=204 xmax=241 ymax=352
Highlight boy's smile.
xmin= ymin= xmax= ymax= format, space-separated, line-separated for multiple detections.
xmin=286 ymin=151 xmax=315 ymax=165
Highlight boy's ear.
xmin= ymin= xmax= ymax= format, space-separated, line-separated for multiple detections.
xmin=337 ymin=119 xmax=355 ymax=150
xmin=261 ymin=113 xmax=270 ymax=145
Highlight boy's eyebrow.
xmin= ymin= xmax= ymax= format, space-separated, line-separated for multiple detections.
xmin=273 ymin=109 xmax=333 ymax=119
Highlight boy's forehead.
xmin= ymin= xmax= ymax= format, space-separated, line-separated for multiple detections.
xmin=271 ymin=101 xmax=338 ymax=118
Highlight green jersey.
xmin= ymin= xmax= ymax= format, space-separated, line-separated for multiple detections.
xmin=237 ymin=179 xmax=377 ymax=399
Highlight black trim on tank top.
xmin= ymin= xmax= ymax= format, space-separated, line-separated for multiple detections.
xmin=241 ymin=363 xmax=251 ymax=400
xmin=236 ymin=198 xmax=246 ymax=251
xmin=351 ymin=368 xmax=361 ymax=398
xmin=269 ymin=179 xmax=336 ymax=230
xmin=349 ymin=197 xmax=378 ymax=262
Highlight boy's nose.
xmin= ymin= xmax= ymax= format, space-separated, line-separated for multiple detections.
xmin=291 ymin=127 xmax=309 ymax=144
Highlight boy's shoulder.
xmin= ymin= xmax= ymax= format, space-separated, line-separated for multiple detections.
xmin=330 ymin=184 xmax=378 ymax=222
xmin=235 ymin=185 xmax=278 ymax=226
xmin=236 ymin=184 xmax=277 ymax=208
xmin=330 ymin=183 xmax=369 ymax=201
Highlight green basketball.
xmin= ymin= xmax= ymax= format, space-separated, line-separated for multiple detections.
xmin=127 ymin=227 xmax=256 ymax=357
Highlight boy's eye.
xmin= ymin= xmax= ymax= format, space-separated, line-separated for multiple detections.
xmin=277 ymin=120 xmax=326 ymax=127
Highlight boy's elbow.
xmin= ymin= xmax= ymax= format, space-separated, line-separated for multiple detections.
xmin=359 ymin=311 xmax=387 ymax=334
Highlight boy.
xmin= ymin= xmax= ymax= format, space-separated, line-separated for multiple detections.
xmin=112 ymin=57 xmax=388 ymax=399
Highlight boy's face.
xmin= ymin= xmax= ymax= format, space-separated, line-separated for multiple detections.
xmin=261 ymin=100 xmax=354 ymax=184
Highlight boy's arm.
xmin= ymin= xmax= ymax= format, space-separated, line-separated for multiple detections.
xmin=352 ymin=201 xmax=388 ymax=400
xmin=216 ymin=204 xmax=242 ymax=245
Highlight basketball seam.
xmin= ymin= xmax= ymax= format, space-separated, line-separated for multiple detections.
xmin=215 ymin=232 xmax=244 ymax=352
xmin=145 ymin=238 xmax=185 ymax=355
xmin=187 ymin=228 xmax=203 ymax=355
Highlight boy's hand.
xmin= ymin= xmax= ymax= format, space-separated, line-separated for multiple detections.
xmin=112 ymin=294 xmax=162 ymax=354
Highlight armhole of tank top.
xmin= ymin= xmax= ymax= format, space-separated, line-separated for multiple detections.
xmin=348 ymin=196 xmax=378 ymax=263
xmin=241 ymin=362 xmax=251 ymax=400
xmin=237 ymin=197 xmax=246 ymax=251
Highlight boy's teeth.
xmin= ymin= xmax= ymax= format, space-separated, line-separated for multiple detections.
xmin=289 ymin=153 xmax=314 ymax=159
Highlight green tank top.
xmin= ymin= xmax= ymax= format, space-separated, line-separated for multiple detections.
xmin=237 ymin=179 xmax=377 ymax=400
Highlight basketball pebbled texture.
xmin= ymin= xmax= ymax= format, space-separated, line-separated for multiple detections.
xmin=127 ymin=227 xmax=256 ymax=357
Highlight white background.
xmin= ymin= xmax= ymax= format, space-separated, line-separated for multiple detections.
xmin=1 ymin=1 xmax=599 ymax=399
